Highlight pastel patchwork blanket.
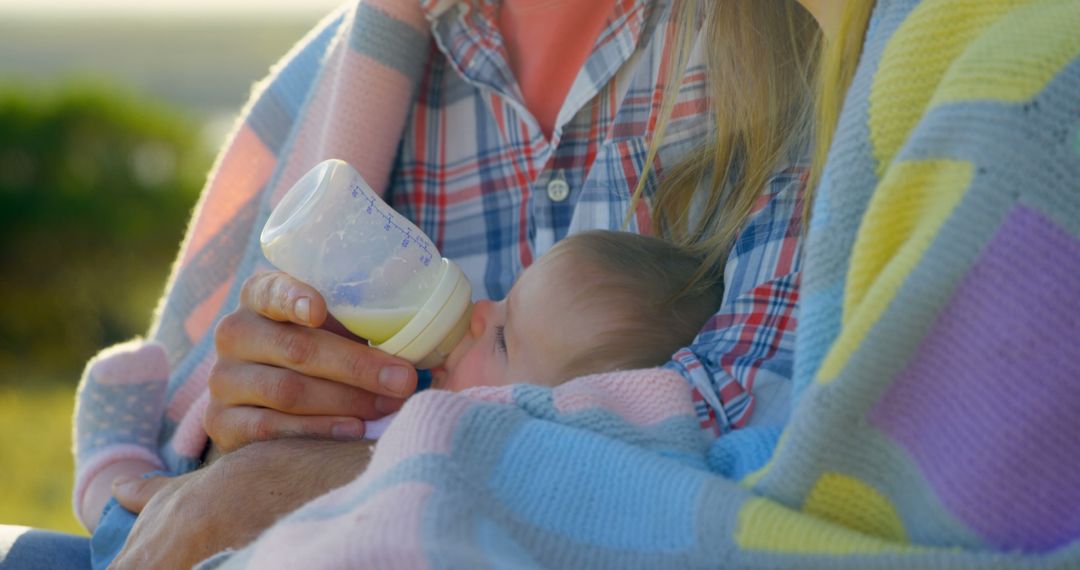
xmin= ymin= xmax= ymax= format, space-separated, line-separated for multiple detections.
xmin=59 ymin=0 xmax=1062 ymax=565
xmin=200 ymin=1 xmax=1080 ymax=567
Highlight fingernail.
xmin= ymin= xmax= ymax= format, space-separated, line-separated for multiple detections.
xmin=294 ymin=297 xmax=311 ymax=325
xmin=378 ymin=366 xmax=411 ymax=395
xmin=331 ymin=421 xmax=364 ymax=440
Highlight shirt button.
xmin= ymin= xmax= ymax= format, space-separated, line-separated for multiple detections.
xmin=546 ymin=170 xmax=570 ymax=202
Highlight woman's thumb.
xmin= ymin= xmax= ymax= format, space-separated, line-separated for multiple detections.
xmin=112 ymin=474 xmax=170 ymax=514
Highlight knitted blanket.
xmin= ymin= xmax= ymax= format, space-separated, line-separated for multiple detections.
xmin=73 ymin=0 xmax=435 ymax=520
xmin=197 ymin=0 xmax=1080 ymax=568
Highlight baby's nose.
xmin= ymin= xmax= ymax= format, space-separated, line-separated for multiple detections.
xmin=469 ymin=300 xmax=494 ymax=337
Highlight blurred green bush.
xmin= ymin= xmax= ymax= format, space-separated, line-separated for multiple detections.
xmin=0 ymin=84 xmax=211 ymax=387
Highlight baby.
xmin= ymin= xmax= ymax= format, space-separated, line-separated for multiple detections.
xmin=365 ymin=229 xmax=722 ymax=438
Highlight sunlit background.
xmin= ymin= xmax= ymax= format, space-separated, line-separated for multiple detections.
xmin=0 ymin=0 xmax=343 ymax=534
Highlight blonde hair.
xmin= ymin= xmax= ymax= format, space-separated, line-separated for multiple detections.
xmin=545 ymin=230 xmax=723 ymax=379
xmin=627 ymin=0 xmax=821 ymax=287
xmin=809 ymin=2 xmax=875 ymax=199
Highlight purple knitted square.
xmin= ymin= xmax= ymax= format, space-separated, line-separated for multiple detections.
xmin=870 ymin=205 xmax=1080 ymax=552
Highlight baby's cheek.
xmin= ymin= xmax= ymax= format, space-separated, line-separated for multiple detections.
xmin=445 ymin=346 xmax=499 ymax=391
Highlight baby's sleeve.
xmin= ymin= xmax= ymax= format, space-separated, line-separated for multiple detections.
xmin=72 ymin=339 xmax=169 ymax=529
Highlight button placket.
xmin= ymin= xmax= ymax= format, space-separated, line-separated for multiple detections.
xmin=546 ymin=169 xmax=570 ymax=202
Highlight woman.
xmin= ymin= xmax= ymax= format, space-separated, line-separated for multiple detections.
xmin=192 ymin=0 xmax=1080 ymax=567
xmin=0 ymin=1 xmax=819 ymax=568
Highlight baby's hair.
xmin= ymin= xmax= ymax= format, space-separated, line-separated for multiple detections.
xmin=544 ymin=230 xmax=723 ymax=380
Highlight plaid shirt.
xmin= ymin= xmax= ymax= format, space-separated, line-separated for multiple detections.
xmin=390 ymin=0 xmax=804 ymax=434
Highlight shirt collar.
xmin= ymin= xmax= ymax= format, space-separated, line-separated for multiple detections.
xmin=419 ymin=0 xmax=664 ymax=138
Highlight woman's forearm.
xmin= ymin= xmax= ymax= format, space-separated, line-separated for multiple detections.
xmin=217 ymin=437 xmax=375 ymax=519
xmin=106 ymin=437 xmax=376 ymax=569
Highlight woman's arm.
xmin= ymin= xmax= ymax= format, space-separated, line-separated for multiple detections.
xmin=109 ymin=438 xmax=374 ymax=570
xmin=101 ymin=270 xmax=411 ymax=565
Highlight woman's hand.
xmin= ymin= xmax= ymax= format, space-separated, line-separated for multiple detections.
xmin=205 ymin=271 xmax=416 ymax=453
xmin=109 ymin=438 xmax=374 ymax=569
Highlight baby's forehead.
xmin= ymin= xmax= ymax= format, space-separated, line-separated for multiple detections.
xmin=512 ymin=248 xmax=602 ymax=302
xmin=513 ymin=252 xmax=628 ymax=331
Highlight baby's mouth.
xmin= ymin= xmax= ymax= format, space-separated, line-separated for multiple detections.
xmin=430 ymin=365 xmax=448 ymax=388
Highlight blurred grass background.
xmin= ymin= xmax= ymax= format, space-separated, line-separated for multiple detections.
xmin=0 ymin=10 xmax=331 ymax=534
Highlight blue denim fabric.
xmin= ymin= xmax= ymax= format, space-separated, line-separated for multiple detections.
xmin=88 ymin=498 xmax=137 ymax=570
xmin=89 ymin=470 xmax=169 ymax=570
xmin=0 ymin=525 xmax=90 ymax=570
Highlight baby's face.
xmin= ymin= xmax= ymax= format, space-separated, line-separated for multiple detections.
xmin=432 ymin=253 xmax=603 ymax=390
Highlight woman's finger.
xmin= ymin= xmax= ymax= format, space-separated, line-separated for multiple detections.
xmin=203 ymin=404 xmax=368 ymax=453
xmin=208 ymin=358 xmax=406 ymax=418
xmin=215 ymin=310 xmax=417 ymax=398
xmin=240 ymin=271 xmax=329 ymax=327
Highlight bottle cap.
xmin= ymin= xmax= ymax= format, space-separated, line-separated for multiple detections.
xmin=371 ymin=258 xmax=472 ymax=369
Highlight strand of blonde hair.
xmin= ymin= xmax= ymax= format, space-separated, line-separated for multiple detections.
xmin=621 ymin=0 xmax=699 ymax=232
xmin=806 ymin=1 xmax=875 ymax=215
xmin=625 ymin=0 xmax=821 ymax=292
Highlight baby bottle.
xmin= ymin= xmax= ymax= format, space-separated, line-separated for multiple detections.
xmin=260 ymin=159 xmax=472 ymax=369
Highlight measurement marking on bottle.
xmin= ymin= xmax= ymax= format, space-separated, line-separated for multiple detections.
xmin=351 ymin=182 xmax=434 ymax=266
